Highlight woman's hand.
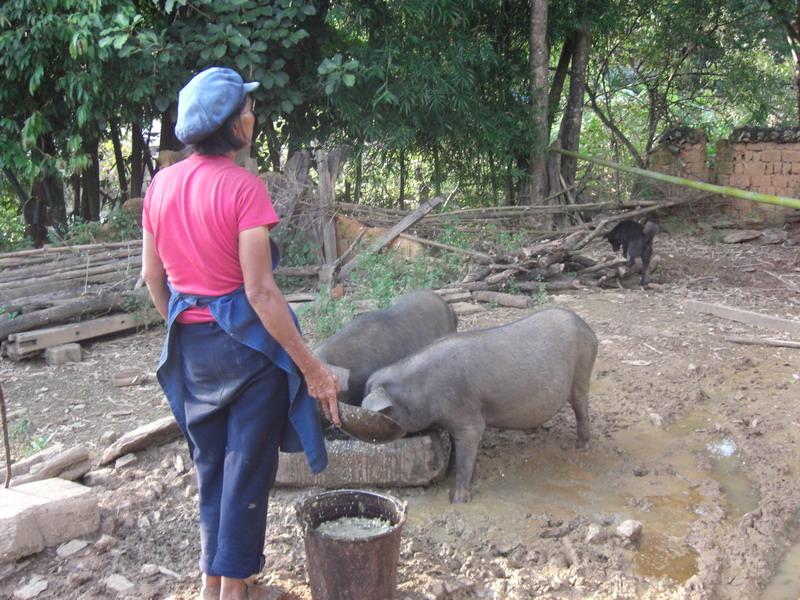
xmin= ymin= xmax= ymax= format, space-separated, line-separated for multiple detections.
xmin=304 ymin=360 xmax=341 ymax=427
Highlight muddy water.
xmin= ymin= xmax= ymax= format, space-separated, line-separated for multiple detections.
xmin=405 ymin=405 xmax=761 ymax=583
xmin=761 ymin=537 xmax=800 ymax=600
xmin=316 ymin=516 xmax=394 ymax=539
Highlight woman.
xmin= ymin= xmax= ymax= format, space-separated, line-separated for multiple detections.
xmin=141 ymin=67 xmax=340 ymax=600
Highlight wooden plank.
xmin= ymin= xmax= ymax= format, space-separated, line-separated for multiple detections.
xmin=686 ymin=300 xmax=800 ymax=337
xmin=724 ymin=335 xmax=800 ymax=349
xmin=5 ymin=310 xmax=160 ymax=357
xmin=338 ymin=195 xmax=444 ymax=278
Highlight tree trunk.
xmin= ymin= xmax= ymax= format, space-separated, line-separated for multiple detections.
xmin=398 ymin=150 xmax=406 ymax=211
xmin=80 ymin=139 xmax=101 ymax=222
xmin=558 ymin=24 xmax=590 ymax=189
xmin=70 ymin=174 xmax=81 ymax=218
xmin=109 ymin=119 xmax=128 ymax=202
xmin=355 ymin=147 xmax=363 ymax=205
xmin=130 ymin=121 xmax=145 ymax=198
xmin=158 ymin=107 xmax=183 ymax=152
xmin=432 ymin=145 xmax=442 ymax=197
xmin=547 ymin=34 xmax=576 ymax=134
xmin=262 ymin=119 xmax=281 ymax=171
xmin=528 ymin=0 xmax=550 ymax=204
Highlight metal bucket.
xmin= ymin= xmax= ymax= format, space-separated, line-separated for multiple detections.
xmin=296 ymin=489 xmax=408 ymax=600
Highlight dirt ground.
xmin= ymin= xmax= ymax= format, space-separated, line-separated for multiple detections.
xmin=2 ymin=230 xmax=800 ymax=599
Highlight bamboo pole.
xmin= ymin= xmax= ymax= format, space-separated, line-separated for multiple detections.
xmin=552 ymin=148 xmax=800 ymax=210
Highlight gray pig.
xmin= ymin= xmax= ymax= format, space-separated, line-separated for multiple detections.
xmin=315 ymin=289 xmax=457 ymax=406
xmin=362 ymin=308 xmax=597 ymax=503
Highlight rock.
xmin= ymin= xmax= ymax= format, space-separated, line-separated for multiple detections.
xmin=721 ymin=230 xmax=762 ymax=244
xmin=585 ymin=524 xmax=607 ymax=544
xmin=615 ymin=519 xmax=643 ymax=545
xmin=114 ymin=453 xmax=138 ymax=470
xmin=99 ymin=431 xmax=119 ymax=446
xmin=104 ymin=574 xmax=134 ymax=593
xmin=56 ymin=538 xmax=88 ymax=558
xmin=44 ymin=343 xmax=82 ymax=366
xmin=158 ymin=565 xmax=182 ymax=579
xmin=173 ymin=454 xmax=186 ymax=474
xmin=13 ymin=575 xmax=48 ymax=599
xmin=0 ymin=479 xmax=99 ymax=564
xmin=548 ymin=552 xmax=570 ymax=569
xmin=82 ymin=468 xmax=114 ymax=487
xmin=141 ymin=563 xmax=160 ymax=577
xmin=648 ymin=412 xmax=664 ymax=428
xmin=94 ymin=534 xmax=117 ymax=553
xmin=633 ymin=467 xmax=649 ymax=477
xmin=65 ymin=570 xmax=91 ymax=587
xmin=100 ymin=416 xmax=181 ymax=466
xmin=137 ymin=515 xmax=151 ymax=529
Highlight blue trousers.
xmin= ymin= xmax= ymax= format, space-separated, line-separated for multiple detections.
xmin=176 ymin=321 xmax=289 ymax=578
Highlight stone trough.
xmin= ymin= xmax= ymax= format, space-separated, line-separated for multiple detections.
xmin=276 ymin=431 xmax=450 ymax=488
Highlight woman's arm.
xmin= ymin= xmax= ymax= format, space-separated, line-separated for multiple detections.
xmin=239 ymin=226 xmax=341 ymax=425
xmin=141 ymin=230 xmax=170 ymax=320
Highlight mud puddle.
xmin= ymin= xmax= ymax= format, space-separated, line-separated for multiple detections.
xmin=761 ymin=536 xmax=800 ymax=600
xmin=403 ymin=404 xmax=762 ymax=584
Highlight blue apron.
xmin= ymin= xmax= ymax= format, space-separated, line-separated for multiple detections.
xmin=155 ymin=241 xmax=328 ymax=474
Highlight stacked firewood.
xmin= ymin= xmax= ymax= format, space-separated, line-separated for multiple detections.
xmin=0 ymin=241 xmax=152 ymax=359
xmin=447 ymin=226 xmax=660 ymax=296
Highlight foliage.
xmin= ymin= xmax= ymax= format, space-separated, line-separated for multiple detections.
xmin=0 ymin=191 xmax=28 ymax=251
xmin=53 ymin=205 xmax=141 ymax=245
xmin=6 ymin=417 xmax=53 ymax=458
xmin=296 ymin=295 xmax=356 ymax=340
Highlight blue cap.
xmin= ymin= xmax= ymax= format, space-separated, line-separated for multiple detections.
xmin=175 ymin=67 xmax=259 ymax=145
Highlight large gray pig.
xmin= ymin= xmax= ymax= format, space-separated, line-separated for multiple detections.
xmin=362 ymin=308 xmax=597 ymax=503
xmin=314 ymin=289 xmax=457 ymax=406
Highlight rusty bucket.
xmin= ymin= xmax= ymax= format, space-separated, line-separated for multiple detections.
xmin=296 ymin=489 xmax=408 ymax=600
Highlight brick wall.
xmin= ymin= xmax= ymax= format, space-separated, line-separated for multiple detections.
xmin=650 ymin=127 xmax=800 ymax=223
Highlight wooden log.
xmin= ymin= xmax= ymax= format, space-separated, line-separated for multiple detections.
xmin=99 ymin=416 xmax=182 ymax=466
xmin=0 ymin=444 xmax=65 ymax=481
xmin=397 ymin=233 xmax=491 ymax=261
xmin=434 ymin=289 xmax=473 ymax=303
xmin=0 ymin=257 xmax=141 ymax=292
xmin=5 ymin=309 xmax=161 ymax=358
xmin=517 ymin=279 xmax=581 ymax=292
xmin=460 ymin=267 xmax=492 ymax=283
xmin=0 ymin=272 xmax=138 ymax=303
xmin=0 ymin=294 xmax=126 ymax=339
xmin=0 ymin=248 xmax=141 ymax=284
xmin=0 ymin=240 xmax=138 ymax=260
xmin=274 ymin=265 xmax=321 ymax=277
xmin=338 ymin=195 xmax=445 ymax=278
xmin=473 ymin=291 xmax=531 ymax=309
xmin=686 ymin=300 xmax=800 ymax=336
xmin=724 ymin=335 xmax=800 ymax=349
xmin=459 ymin=281 xmax=501 ymax=292
xmin=484 ymin=269 xmax=518 ymax=285
xmin=1 ymin=288 xmax=86 ymax=315
xmin=11 ymin=447 xmax=90 ymax=486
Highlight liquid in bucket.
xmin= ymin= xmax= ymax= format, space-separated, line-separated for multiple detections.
xmin=296 ymin=489 xmax=407 ymax=600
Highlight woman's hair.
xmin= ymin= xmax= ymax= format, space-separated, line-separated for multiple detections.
xmin=191 ymin=96 xmax=249 ymax=156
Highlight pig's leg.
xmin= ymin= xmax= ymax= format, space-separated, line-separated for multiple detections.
xmin=449 ymin=424 xmax=485 ymax=503
xmin=569 ymin=380 xmax=590 ymax=449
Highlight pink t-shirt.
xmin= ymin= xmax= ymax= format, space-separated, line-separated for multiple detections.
xmin=142 ymin=154 xmax=279 ymax=324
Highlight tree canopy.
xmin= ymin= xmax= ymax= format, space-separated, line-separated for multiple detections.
xmin=0 ymin=0 xmax=796 ymax=247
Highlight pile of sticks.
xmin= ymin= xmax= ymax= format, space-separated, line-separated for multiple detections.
xmin=0 ymin=241 xmax=154 ymax=359
xmin=451 ymin=229 xmax=659 ymax=294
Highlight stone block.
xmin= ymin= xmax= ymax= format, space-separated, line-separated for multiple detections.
xmin=742 ymin=161 xmax=767 ymax=176
xmin=0 ymin=479 xmax=99 ymax=563
xmin=275 ymin=432 xmax=450 ymax=488
xmin=782 ymin=149 xmax=800 ymax=163
xmin=44 ymin=343 xmax=82 ymax=366
xmin=761 ymin=148 xmax=781 ymax=162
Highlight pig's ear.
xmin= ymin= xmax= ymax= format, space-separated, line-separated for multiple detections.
xmin=363 ymin=386 xmax=393 ymax=413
